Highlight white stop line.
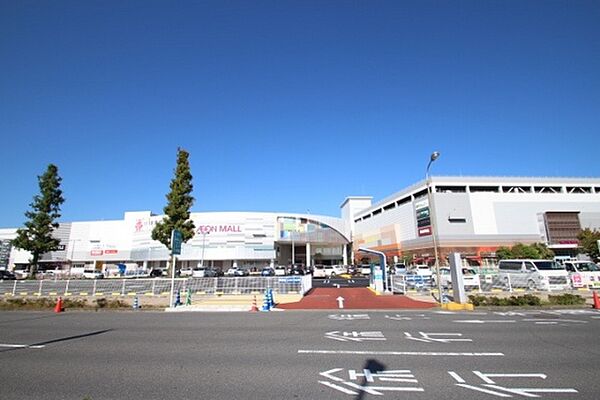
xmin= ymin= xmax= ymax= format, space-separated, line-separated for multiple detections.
xmin=298 ymin=350 xmax=504 ymax=357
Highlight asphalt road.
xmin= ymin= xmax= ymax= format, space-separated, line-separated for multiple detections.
xmin=312 ymin=276 xmax=370 ymax=288
xmin=1 ymin=309 xmax=600 ymax=400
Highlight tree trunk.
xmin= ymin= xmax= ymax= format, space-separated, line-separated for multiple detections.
xmin=29 ymin=253 xmax=39 ymax=279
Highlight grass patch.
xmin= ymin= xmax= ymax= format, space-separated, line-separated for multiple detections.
xmin=0 ymin=297 xmax=131 ymax=310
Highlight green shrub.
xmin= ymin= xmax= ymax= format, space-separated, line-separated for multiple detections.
xmin=468 ymin=294 xmax=542 ymax=307
xmin=547 ymin=293 xmax=586 ymax=305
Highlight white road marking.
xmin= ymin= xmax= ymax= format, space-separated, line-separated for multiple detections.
xmin=328 ymin=314 xmax=370 ymax=320
xmin=448 ymin=371 xmax=466 ymax=383
xmin=299 ymin=350 xmax=504 ymax=356
xmin=522 ymin=318 xmax=587 ymax=324
xmin=404 ymin=332 xmax=472 ymax=343
xmin=484 ymin=384 xmax=578 ymax=396
xmin=456 ymin=383 xmax=512 ymax=397
xmin=454 ymin=320 xmax=516 ymax=324
xmin=318 ymin=380 xmax=358 ymax=395
xmin=325 ymin=331 xmax=386 ymax=342
xmin=474 ymin=371 xmax=546 ymax=383
xmin=0 ymin=343 xmax=45 ymax=349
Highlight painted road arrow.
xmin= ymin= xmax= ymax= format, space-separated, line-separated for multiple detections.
xmin=336 ymin=296 xmax=345 ymax=309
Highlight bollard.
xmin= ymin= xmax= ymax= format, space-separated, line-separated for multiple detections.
xmin=261 ymin=290 xmax=271 ymax=312
xmin=174 ymin=290 xmax=182 ymax=307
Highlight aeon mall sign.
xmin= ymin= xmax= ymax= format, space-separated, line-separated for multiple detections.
xmin=196 ymin=225 xmax=242 ymax=235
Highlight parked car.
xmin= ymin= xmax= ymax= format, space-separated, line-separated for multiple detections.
xmin=192 ymin=267 xmax=206 ymax=277
xmin=225 ymin=267 xmax=249 ymax=277
xmin=360 ymin=264 xmax=372 ymax=275
xmin=13 ymin=267 xmax=30 ymax=279
xmin=564 ymin=261 xmax=600 ymax=289
xmin=347 ymin=265 xmax=359 ymax=275
xmin=323 ymin=265 xmax=346 ymax=277
xmin=261 ymin=267 xmax=275 ymax=276
xmin=83 ymin=268 xmax=104 ymax=279
xmin=434 ymin=267 xmax=481 ymax=290
xmin=204 ymin=268 xmax=223 ymax=277
xmin=312 ymin=265 xmax=326 ymax=278
xmin=0 ymin=270 xmax=16 ymax=280
xmin=179 ymin=268 xmax=194 ymax=277
xmin=290 ymin=265 xmax=306 ymax=275
xmin=274 ymin=266 xmax=287 ymax=276
xmin=409 ymin=265 xmax=433 ymax=277
xmin=498 ymin=259 xmax=569 ymax=290
xmin=149 ymin=268 xmax=166 ymax=278
xmin=392 ymin=263 xmax=407 ymax=275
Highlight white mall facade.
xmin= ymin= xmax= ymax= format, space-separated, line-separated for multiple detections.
xmin=1 ymin=176 xmax=599 ymax=271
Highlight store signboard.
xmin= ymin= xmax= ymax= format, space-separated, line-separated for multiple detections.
xmin=415 ymin=198 xmax=432 ymax=237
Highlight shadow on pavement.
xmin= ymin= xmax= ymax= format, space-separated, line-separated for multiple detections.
xmin=0 ymin=329 xmax=113 ymax=353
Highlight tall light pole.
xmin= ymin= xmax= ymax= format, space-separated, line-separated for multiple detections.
xmin=200 ymin=231 xmax=209 ymax=268
xmin=426 ymin=151 xmax=443 ymax=303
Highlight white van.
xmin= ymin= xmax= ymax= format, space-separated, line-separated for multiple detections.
xmin=563 ymin=261 xmax=600 ymax=289
xmin=498 ymin=259 xmax=569 ymax=291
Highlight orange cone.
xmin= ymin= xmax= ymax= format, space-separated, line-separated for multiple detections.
xmin=250 ymin=295 xmax=259 ymax=312
xmin=54 ymin=297 xmax=63 ymax=313
xmin=593 ymin=291 xmax=600 ymax=310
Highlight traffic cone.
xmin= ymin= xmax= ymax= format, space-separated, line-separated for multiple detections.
xmin=54 ymin=297 xmax=63 ymax=313
xmin=593 ymin=290 xmax=600 ymax=310
xmin=250 ymin=295 xmax=259 ymax=312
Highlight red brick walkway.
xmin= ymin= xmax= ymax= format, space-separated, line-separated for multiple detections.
xmin=277 ymin=287 xmax=437 ymax=310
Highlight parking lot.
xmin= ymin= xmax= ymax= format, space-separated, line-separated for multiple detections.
xmin=1 ymin=309 xmax=599 ymax=399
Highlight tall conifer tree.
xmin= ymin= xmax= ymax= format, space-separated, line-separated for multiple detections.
xmin=152 ymin=149 xmax=196 ymax=259
xmin=12 ymin=164 xmax=65 ymax=277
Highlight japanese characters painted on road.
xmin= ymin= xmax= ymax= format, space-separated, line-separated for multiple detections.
xmin=449 ymin=371 xmax=578 ymax=397
xmin=319 ymin=367 xmax=424 ymax=396
xmin=325 ymin=331 xmax=386 ymax=342
xmin=404 ymin=332 xmax=472 ymax=343
xmin=385 ymin=314 xmax=431 ymax=321
xmin=328 ymin=314 xmax=370 ymax=321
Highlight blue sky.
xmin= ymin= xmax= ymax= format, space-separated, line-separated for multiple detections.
xmin=1 ymin=0 xmax=599 ymax=228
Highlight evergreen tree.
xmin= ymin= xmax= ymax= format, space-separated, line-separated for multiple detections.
xmin=12 ymin=164 xmax=65 ymax=277
xmin=152 ymin=148 xmax=196 ymax=257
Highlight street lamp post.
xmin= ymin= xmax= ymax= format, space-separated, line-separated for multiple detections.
xmin=200 ymin=231 xmax=209 ymax=268
xmin=426 ymin=151 xmax=443 ymax=303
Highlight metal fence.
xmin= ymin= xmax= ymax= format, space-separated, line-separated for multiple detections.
xmin=0 ymin=275 xmax=312 ymax=298
xmin=390 ymin=274 xmax=589 ymax=295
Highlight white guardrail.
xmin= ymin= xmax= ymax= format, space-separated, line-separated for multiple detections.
xmin=0 ymin=275 xmax=313 ymax=298
xmin=390 ymin=274 xmax=589 ymax=295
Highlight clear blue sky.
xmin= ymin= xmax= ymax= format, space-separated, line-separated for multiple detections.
xmin=1 ymin=0 xmax=599 ymax=228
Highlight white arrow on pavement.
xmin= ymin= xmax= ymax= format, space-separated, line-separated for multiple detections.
xmin=336 ymin=296 xmax=345 ymax=309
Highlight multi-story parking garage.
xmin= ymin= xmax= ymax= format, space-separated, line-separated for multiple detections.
xmin=349 ymin=176 xmax=600 ymax=267
xmin=1 ymin=176 xmax=599 ymax=273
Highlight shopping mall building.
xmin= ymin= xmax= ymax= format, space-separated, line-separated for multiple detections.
xmin=1 ymin=176 xmax=599 ymax=272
